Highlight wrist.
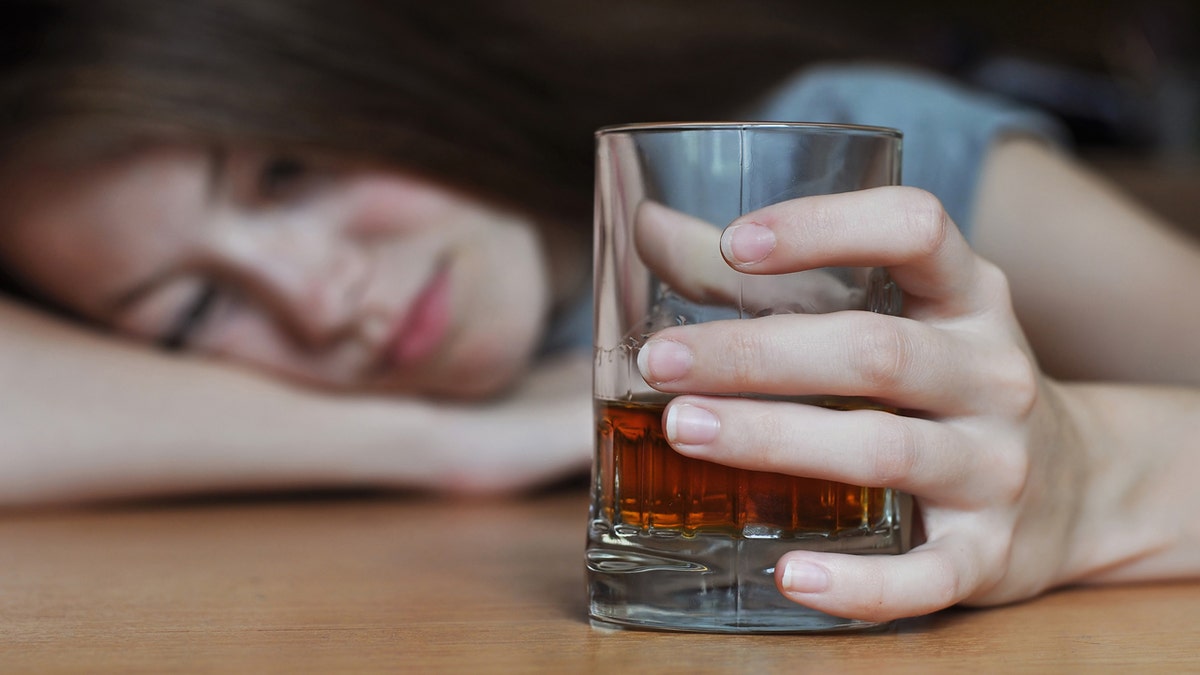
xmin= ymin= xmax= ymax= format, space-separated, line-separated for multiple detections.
xmin=1053 ymin=382 xmax=1200 ymax=585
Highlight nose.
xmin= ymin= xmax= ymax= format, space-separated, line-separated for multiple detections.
xmin=215 ymin=221 xmax=373 ymax=349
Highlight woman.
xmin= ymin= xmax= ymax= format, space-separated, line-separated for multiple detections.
xmin=2 ymin=0 xmax=1199 ymax=623
xmin=0 ymin=0 xmax=879 ymax=499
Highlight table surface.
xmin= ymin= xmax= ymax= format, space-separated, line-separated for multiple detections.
xmin=3 ymin=488 xmax=1198 ymax=674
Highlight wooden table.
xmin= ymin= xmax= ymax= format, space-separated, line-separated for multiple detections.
xmin=2 ymin=489 xmax=1198 ymax=673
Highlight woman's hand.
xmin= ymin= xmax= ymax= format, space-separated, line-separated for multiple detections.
xmin=418 ymin=350 xmax=594 ymax=495
xmin=635 ymin=185 xmax=1089 ymax=621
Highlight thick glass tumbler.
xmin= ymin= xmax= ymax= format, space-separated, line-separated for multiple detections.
xmin=589 ymin=122 xmax=911 ymax=633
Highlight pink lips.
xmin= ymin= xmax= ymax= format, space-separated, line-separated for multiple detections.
xmin=390 ymin=265 xmax=452 ymax=368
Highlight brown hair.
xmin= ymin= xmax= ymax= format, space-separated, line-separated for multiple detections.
xmin=1 ymin=0 xmax=892 ymax=225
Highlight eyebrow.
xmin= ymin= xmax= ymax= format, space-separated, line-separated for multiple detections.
xmin=108 ymin=146 xmax=227 ymax=313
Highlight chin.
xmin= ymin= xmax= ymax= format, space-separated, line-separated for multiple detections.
xmin=360 ymin=351 xmax=530 ymax=401
xmin=434 ymin=339 xmax=541 ymax=400
xmin=431 ymin=360 xmax=528 ymax=400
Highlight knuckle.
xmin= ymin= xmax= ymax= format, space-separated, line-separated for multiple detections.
xmin=988 ymin=441 xmax=1032 ymax=504
xmin=965 ymin=531 xmax=1019 ymax=605
xmin=897 ymin=188 xmax=951 ymax=257
xmin=924 ymin=554 xmax=966 ymax=609
xmin=998 ymin=350 xmax=1041 ymax=417
xmin=964 ymin=261 xmax=1042 ymax=418
xmin=959 ymin=426 xmax=1031 ymax=505
xmin=974 ymin=341 xmax=1040 ymax=419
xmin=973 ymin=258 xmax=1014 ymax=304
xmin=852 ymin=316 xmax=915 ymax=392
xmin=866 ymin=417 xmax=919 ymax=486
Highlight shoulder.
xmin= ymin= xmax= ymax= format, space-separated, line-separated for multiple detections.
xmin=538 ymin=288 xmax=593 ymax=355
xmin=747 ymin=63 xmax=1069 ymax=235
xmin=749 ymin=63 xmax=1060 ymax=129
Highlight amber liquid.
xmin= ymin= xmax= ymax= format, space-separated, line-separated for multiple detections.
xmin=596 ymin=398 xmax=888 ymax=535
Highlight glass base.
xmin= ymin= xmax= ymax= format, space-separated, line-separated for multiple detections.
xmin=586 ymin=527 xmax=903 ymax=634
xmin=588 ymin=611 xmax=888 ymax=634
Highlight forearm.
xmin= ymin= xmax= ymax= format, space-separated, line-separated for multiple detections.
xmin=974 ymin=137 xmax=1200 ymax=385
xmin=0 ymin=298 xmax=440 ymax=505
xmin=0 ymin=299 xmax=592 ymax=506
xmin=1058 ymin=381 xmax=1200 ymax=585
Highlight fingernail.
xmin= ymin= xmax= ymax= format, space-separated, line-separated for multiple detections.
xmin=723 ymin=222 xmax=776 ymax=265
xmin=637 ymin=339 xmax=693 ymax=384
xmin=665 ymin=403 xmax=720 ymax=446
xmin=781 ymin=560 xmax=831 ymax=594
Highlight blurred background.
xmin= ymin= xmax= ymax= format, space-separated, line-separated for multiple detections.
xmin=849 ymin=0 xmax=1198 ymax=234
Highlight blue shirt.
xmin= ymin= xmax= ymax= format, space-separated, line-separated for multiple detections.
xmin=748 ymin=63 xmax=1066 ymax=236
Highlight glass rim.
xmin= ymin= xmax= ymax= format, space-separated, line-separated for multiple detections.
xmin=595 ymin=120 xmax=902 ymax=139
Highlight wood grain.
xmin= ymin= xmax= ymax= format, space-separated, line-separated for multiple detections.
xmin=2 ymin=490 xmax=1197 ymax=673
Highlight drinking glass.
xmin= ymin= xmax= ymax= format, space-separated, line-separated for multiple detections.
xmin=589 ymin=122 xmax=911 ymax=633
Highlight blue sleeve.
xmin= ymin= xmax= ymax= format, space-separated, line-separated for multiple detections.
xmin=538 ymin=288 xmax=593 ymax=356
xmin=542 ymin=64 xmax=1068 ymax=355
xmin=747 ymin=63 xmax=1068 ymax=238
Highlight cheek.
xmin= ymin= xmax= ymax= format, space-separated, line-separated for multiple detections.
xmin=485 ymin=219 xmax=551 ymax=326
xmin=344 ymin=175 xmax=468 ymax=236
xmin=0 ymin=213 xmax=142 ymax=321
xmin=454 ymin=225 xmax=550 ymax=371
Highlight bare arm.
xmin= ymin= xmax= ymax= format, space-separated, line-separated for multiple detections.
xmin=0 ymin=298 xmax=590 ymax=506
xmin=973 ymin=137 xmax=1200 ymax=384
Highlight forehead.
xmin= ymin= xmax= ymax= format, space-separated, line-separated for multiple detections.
xmin=0 ymin=146 xmax=211 ymax=317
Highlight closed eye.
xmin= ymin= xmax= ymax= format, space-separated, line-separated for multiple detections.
xmin=258 ymin=156 xmax=308 ymax=201
xmin=159 ymin=283 xmax=220 ymax=351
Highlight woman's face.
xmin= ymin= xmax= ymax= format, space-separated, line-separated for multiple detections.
xmin=0 ymin=145 xmax=569 ymax=399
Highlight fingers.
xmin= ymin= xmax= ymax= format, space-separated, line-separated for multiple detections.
xmin=635 ymin=201 xmax=868 ymax=313
xmin=659 ymin=395 xmax=988 ymax=504
xmin=639 ymin=186 xmax=1004 ymax=319
xmin=774 ymin=537 xmax=985 ymax=622
xmin=635 ymin=201 xmax=738 ymax=306
xmin=722 ymin=186 xmax=989 ymax=318
xmin=629 ymin=185 xmax=1040 ymax=622
xmin=637 ymin=310 xmax=1029 ymax=415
